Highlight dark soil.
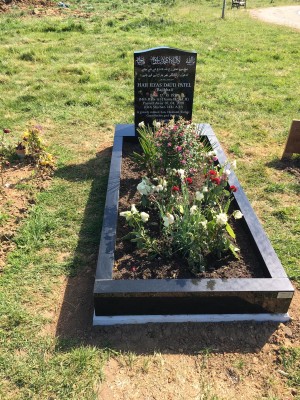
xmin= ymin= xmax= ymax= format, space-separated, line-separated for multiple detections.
xmin=114 ymin=140 xmax=266 ymax=280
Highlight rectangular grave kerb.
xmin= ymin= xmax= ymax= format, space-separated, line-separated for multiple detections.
xmin=93 ymin=124 xmax=294 ymax=321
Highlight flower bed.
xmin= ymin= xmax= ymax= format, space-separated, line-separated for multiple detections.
xmin=93 ymin=123 xmax=294 ymax=325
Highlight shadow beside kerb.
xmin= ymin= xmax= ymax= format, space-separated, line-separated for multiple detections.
xmin=54 ymin=145 xmax=112 ymax=340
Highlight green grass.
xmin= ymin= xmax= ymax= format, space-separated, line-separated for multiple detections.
xmin=0 ymin=0 xmax=300 ymax=398
xmin=279 ymin=347 xmax=300 ymax=388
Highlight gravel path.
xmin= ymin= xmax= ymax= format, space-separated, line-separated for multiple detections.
xmin=250 ymin=5 xmax=300 ymax=30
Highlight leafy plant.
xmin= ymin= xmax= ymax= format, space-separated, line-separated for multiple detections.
xmin=136 ymin=118 xmax=210 ymax=176
xmin=19 ymin=124 xmax=55 ymax=173
xmin=0 ymin=128 xmax=14 ymax=187
xmin=120 ymin=119 xmax=242 ymax=272
xmin=132 ymin=122 xmax=158 ymax=176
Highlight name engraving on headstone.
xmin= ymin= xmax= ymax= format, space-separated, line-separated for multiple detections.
xmin=134 ymin=47 xmax=197 ymax=131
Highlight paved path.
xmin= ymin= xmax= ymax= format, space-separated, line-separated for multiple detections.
xmin=249 ymin=5 xmax=300 ymax=30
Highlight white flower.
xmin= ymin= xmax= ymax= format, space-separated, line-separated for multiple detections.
xmin=163 ymin=213 xmax=175 ymax=227
xmin=177 ymin=169 xmax=185 ymax=179
xmin=200 ymin=220 xmax=208 ymax=229
xmin=155 ymin=121 xmax=161 ymax=129
xmin=120 ymin=210 xmax=132 ymax=221
xmin=231 ymin=160 xmax=237 ymax=170
xmin=207 ymin=151 xmax=216 ymax=157
xmin=140 ymin=212 xmax=149 ymax=222
xmin=216 ymin=212 xmax=228 ymax=226
xmin=190 ymin=205 xmax=198 ymax=215
xmin=156 ymin=184 xmax=163 ymax=192
xmin=138 ymin=121 xmax=145 ymax=128
xmin=224 ymin=169 xmax=231 ymax=177
xmin=137 ymin=178 xmax=153 ymax=196
xmin=162 ymin=179 xmax=167 ymax=187
xmin=131 ymin=204 xmax=138 ymax=214
xmin=195 ymin=191 xmax=204 ymax=201
xmin=233 ymin=210 xmax=243 ymax=220
xmin=202 ymin=186 xmax=208 ymax=193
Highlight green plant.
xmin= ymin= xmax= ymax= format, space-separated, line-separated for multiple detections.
xmin=132 ymin=122 xmax=158 ymax=176
xmin=0 ymin=211 xmax=9 ymax=226
xmin=0 ymin=128 xmax=13 ymax=187
xmin=279 ymin=347 xmax=300 ymax=388
xmin=136 ymin=118 xmax=210 ymax=176
xmin=19 ymin=124 xmax=55 ymax=172
xmin=120 ymin=119 xmax=242 ymax=272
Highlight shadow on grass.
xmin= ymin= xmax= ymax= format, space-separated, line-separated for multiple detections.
xmin=266 ymin=155 xmax=300 ymax=177
xmin=54 ymin=144 xmax=282 ymax=355
xmin=54 ymin=144 xmax=112 ymax=341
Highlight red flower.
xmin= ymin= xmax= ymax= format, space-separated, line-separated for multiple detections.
xmin=230 ymin=185 xmax=237 ymax=192
xmin=172 ymin=186 xmax=180 ymax=192
xmin=209 ymin=170 xmax=217 ymax=176
xmin=3 ymin=128 xmax=10 ymax=134
xmin=211 ymin=177 xmax=221 ymax=185
xmin=185 ymin=177 xmax=193 ymax=185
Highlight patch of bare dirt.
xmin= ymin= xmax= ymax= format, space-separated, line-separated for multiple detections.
xmin=250 ymin=6 xmax=300 ymax=31
xmin=0 ymin=162 xmax=52 ymax=271
xmin=0 ymin=0 xmax=91 ymax=17
xmin=0 ymin=0 xmax=52 ymax=13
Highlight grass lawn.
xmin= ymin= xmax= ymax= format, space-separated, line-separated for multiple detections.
xmin=0 ymin=0 xmax=299 ymax=398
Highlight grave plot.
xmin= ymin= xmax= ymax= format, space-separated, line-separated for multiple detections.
xmin=93 ymin=47 xmax=294 ymax=325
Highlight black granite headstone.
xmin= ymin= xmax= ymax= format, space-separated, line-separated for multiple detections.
xmin=134 ymin=47 xmax=197 ymax=131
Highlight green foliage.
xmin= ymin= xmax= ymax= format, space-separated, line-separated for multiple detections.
xmin=121 ymin=120 xmax=241 ymax=271
xmin=0 ymin=128 xmax=15 ymax=187
xmin=0 ymin=211 xmax=9 ymax=226
xmin=279 ymin=347 xmax=300 ymax=388
xmin=19 ymin=124 xmax=55 ymax=171
xmin=132 ymin=123 xmax=158 ymax=176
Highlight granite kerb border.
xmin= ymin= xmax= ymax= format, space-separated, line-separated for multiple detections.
xmin=93 ymin=124 xmax=294 ymax=322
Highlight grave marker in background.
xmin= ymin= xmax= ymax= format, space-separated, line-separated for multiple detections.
xmin=134 ymin=47 xmax=197 ymax=132
xmin=282 ymin=120 xmax=300 ymax=159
